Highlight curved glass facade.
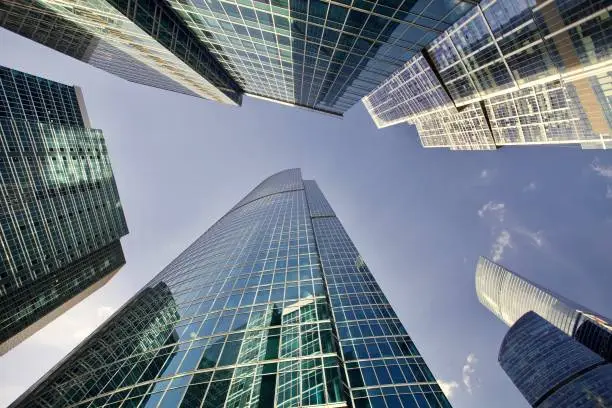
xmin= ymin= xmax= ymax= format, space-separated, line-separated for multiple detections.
xmin=499 ymin=311 xmax=612 ymax=407
xmin=9 ymin=169 xmax=450 ymax=408
xmin=476 ymin=257 xmax=612 ymax=364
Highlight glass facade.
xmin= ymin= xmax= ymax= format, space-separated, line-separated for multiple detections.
xmin=1 ymin=0 xmax=479 ymax=115
xmin=499 ymin=311 xmax=612 ymax=407
xmin=364 ymin=0 xmax=612 ymax=150
xmin=476 ymin=256 xmax=612 ymax=363
xmin=9 ymin=169 xmax=451 ymax=408
xmin=0 ymin=66 xmax=128 ymax=355
xmin=0 ymin=0 xmax=243 ymax=105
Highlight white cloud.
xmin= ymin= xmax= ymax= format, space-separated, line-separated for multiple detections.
xmin=523 ymin=181 xmax=537 ymax=192
xmin=478 ymin=201 xmax=506 ymax=222
xmin=462 ymin=353 xmax=479 ymax=394
xmin=491 ymin=230 xmax=512 ymax=262
xmin=31 ymin=305 xmax=116 ymax=350
xmin=480 ymin=169 xmax=489 ymax=179
xmin=438 ymin=379 xmax=459 ymax=399
xmin=607 ymin=185 xmax=612 ymax=199
xmin=97 ymin=306 xmax=115 ymax=320
xmin=591 ymin=159 xmax=612 ymax=178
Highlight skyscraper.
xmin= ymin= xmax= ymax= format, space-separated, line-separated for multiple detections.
xmin=9 ymin=169 xmax=451 ymax=408
xmin=499 ymin=311 xmax=612 ymax=407
xmin=0 ymin=0 xmax=479 ymax=115
xmin=476 ymin=256 xmax=612 ymax=363
xmin=0 ymin=66 xmax=128 ymax=355
xmin=363 ymin=0 xmax=612 ymax=150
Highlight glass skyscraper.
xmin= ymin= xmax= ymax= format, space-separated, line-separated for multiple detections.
xmin=499 ymin=311 xmax=612 ymax=407
xmin=0 ymin=66 xmax=128 ymax=355
xmin=364 ymin=0 xmax=612 ymax=150
xmin=9 ymin=169 xmax=451 ymax=408
xmin=476 ymin=256 xmax=612 ymax=363
xmin=0 ymin=0 xmax=479 ymax=115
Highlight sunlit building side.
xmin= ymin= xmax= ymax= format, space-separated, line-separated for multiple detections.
xmin=364 ymin=0 xmax=612 ymax=150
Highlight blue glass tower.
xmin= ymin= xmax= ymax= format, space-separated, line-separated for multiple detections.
xmin=9 ymin=169 xmax=450 ymax=408
xmin=499 ymin=311 xmax=612 ymax=407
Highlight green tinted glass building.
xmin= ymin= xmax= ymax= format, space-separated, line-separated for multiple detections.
xmin=0 ymin=0 xmax=477 ymax=115
xmin=9 ymin=169 xmax=451 ymax=408
xmin=0 ymin=66 xmax=128 ymax=355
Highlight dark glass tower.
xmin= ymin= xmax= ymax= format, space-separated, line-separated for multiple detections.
xmin=0 ymin=66 xmax=128 ymax=355
xmin=499 ymin=311 xmax=612 ymax=407
xmin=0 ymin=0 xmax=478 ymax=115
xmin=476 ymin=257 xmax=612 ymax=363
xmin=9 ymin=169 xmax=451 ymax=408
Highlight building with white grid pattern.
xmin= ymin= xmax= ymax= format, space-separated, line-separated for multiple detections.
xmin=363 ymin=0 xmax=612 ymax=150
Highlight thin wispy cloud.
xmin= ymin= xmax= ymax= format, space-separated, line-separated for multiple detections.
xmin=462 ymin=353 xmax=480 ymax=394
xmin=480 ymin=169 xmax=489 ymax=179
xmin=491 ymin=230 xmax=512 ymax=262
xmin=591 ymin=158 xmax=612 ymax=178
xmin=523 ymin=181 xmax=537 ymax=192
xmin=438 ymin=379 xmax=459 ymax=399
xmin=514 ymin=227 xmax=544 ymax=248
xmin=478 ymin=201 xmax=506 ymax=222
xmin=607 ymin=185 xmax=612 ymax=199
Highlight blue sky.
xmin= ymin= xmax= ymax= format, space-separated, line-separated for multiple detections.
xmin=1 ymin=27 xmax=612 ymax=408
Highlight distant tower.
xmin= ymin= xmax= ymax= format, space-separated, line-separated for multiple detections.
xmin=499 ymin=311 xmax=612 ymax=407
xmin=476 ymin=256 xmax=612 ymax=362
xmin=9 ymin=169 xmax=451 ymax=408
xmin=0 ymin=66 xmax=128 ymax=355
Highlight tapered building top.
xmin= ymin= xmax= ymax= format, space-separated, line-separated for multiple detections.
xmin=9 ymin=168 xmax=451 ymax=408
xmin=476 ymin=256 xmax=612 ymax=363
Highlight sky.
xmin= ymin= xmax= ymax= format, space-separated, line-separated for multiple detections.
xmin=1 ymin=27 xmax=612 ymax=408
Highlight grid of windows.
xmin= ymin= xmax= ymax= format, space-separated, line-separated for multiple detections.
xmin=499 ymin=311 xmax=612 ymax=406
xmin=9 ymin=169 xmax=451 ymax=408
xmin=0 ymin=66 xmax=128 ymax=355
xmin=364 ymin=0 xmax=612 ymax=150
xmin=163 ymin=0 xmax=477 ymax=115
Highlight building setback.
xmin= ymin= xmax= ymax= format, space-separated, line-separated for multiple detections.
xmin=499 ymin=311 xmax=612 ymax=407
xmin=363 ymin=0 xmax=612 ymax=150
xmin=0 ymin=66 xmax=128 ymax=355
xmin=475 ymin=257 xmax=612 ymax=363
xmin=0 ymin=0 xmax=480 ymax=115
xmin=9 ymin=169 xmax=451 ymax=408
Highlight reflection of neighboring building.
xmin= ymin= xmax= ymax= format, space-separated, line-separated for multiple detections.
xmin=0 ymin=66 xmax=128 ymax=355
xmin=476 ymin=257 xmax=612 ymax=363
xmin=0 ymin=0 xmax=479 ymax=115
xmin=499 ymin=312 xmax=612 ymax=407
xmin=9 ymin=282 xmax=180 ymax=407
xmin=364 ymin=0 xmax=612 ymax=150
